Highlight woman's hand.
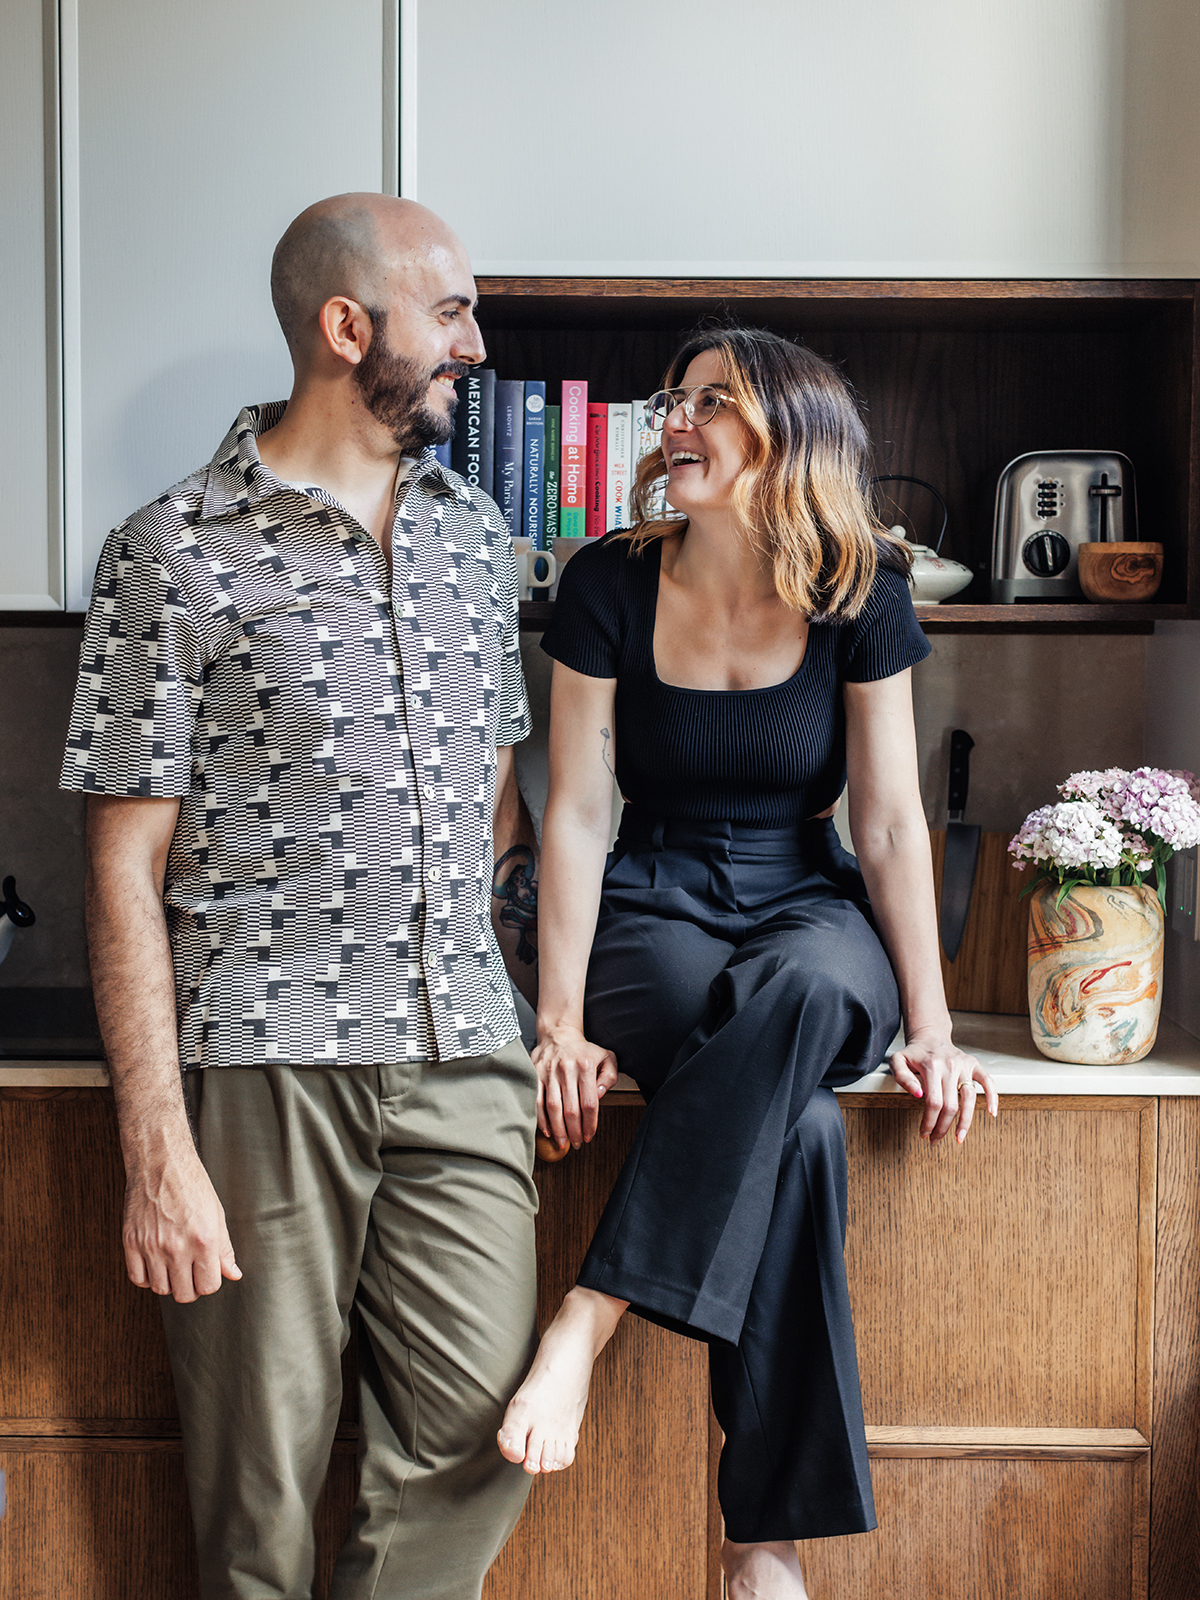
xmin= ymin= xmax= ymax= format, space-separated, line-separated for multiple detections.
xmin=889 ymin=1030 xmax=999 ymax=1144
xmin=533 ymin=1024 xmax=620 ymax=1152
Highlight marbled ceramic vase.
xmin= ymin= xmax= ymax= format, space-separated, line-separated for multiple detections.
xmin=1027 ymin=882 xmax=1164 ymax=1064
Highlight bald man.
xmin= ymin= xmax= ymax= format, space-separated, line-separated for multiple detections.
xmin=62 ymin=195 xmax=542 ymax=1600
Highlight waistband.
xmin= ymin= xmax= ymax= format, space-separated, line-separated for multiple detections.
xmin=616 ymin=808 xmax=842 ymax=856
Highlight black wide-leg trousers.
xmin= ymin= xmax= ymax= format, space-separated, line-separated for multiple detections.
xmin=577 ymin=811 xmax=900 ymax=1543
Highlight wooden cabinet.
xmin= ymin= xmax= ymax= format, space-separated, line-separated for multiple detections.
xmin=480 ymin=276 xmax=1200 ymax=631
xmin=4 ymin=1085 xmax=1199 ymax=1598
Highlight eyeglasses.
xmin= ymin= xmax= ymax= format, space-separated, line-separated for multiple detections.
xmin=645 ymin=386 xmax=736 ymax=430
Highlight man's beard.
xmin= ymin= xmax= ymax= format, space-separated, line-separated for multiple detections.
xmin=353 ymin=314 xmax=465 ymax=453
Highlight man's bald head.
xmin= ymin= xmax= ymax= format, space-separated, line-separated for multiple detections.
xmin=270 ymin=193 xmax=464 ymax=365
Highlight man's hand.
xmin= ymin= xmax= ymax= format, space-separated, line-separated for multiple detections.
xmin=123 ymin=1142 xmax=241 ymax=1303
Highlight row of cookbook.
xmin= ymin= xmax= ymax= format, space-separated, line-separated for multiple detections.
xmin=437 ymin=371 xmax=665 ymax=548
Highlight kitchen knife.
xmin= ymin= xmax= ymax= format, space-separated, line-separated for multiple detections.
xmin=940 ymin=729 xmax=981 ymax=963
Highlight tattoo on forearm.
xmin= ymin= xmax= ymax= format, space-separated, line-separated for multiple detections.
xmin=492 ymin=844 xmax=538 ymax=965
xmin=600 ymin=727 xmax=615 ymax=779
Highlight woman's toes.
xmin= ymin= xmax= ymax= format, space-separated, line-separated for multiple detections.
xmin=497 ymin=1412 xmax=532 ymax=1465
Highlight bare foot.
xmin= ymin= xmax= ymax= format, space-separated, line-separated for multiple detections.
xmin=497 ymin=1286 xmax=627 ymax=1474
xmin=721 ymin=1539 xmax=809 ymax=1600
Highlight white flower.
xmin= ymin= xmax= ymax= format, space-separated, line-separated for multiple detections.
xmin=1009 ymin=800 xmax=1124 ymax=873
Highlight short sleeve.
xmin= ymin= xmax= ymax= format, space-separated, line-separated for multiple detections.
xmin=60 ymin=526 xmax=204 ymax=795
xmin=841 ymin=563 xmax=932 ymax=683
xmin=540 ymin=541 xmax=621 ymax=678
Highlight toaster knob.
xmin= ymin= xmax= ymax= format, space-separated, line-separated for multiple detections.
xmin=1022 ymin=530 xmax=1071 ymax=576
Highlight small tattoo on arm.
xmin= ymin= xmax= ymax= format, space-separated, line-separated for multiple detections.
xmin=492 ymin=845 xmax=538 ymax=965
xmin=600 ymin=727 xmax=615 ymax=779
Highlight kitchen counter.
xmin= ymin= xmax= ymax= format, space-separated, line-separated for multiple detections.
xmin=6 ymin=1009 xmax=1199 ymax=1095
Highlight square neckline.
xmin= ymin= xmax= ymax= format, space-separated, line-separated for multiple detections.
xmin=646 ymin=536 xmax=813 ymax=696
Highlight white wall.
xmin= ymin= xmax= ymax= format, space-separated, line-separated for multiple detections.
xmin=417 ymin=0 xmax=1200 ymax=277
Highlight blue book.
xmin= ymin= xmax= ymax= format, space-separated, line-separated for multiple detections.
xmin=451 ymin=369 xmax=495 ymax=497
xmin=493 ymin=379 xmax=524 ymax=538
xmin=433 ymin=440 xmax=452 ymax=468
xmin=522 ymin=382 xmax=546 ymax=549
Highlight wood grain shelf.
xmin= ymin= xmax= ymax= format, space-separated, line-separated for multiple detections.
xmin=520 ymin=599 xmax=1189 ymax=633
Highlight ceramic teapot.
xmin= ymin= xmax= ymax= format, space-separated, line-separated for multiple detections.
xmin=873 ymin=475 xmax=973 ymax=604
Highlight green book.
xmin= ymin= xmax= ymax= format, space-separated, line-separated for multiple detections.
xmin=544 ymin=405 xmax=561 ymax=544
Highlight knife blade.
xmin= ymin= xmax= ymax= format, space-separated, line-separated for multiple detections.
xmin=940 ymin=729 xmax=981 ymax=963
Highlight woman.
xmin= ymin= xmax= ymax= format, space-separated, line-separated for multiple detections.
xmin=497 ymin=327 xmax=998 ymax=1599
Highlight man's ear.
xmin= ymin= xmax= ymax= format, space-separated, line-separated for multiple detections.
xmin=317 ymin=296 xmax=372 ymax=368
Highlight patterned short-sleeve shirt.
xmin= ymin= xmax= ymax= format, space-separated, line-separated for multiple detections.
xmin=61 ymin=403 xmax=531 ymax=1068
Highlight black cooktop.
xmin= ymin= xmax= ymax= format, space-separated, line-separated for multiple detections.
xmin=0 ymin=987 xmax=104 ymax=1059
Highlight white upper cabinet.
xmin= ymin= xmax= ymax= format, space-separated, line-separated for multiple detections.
xmin=60 ymin=0 xmax=398 ymax=610
xmin=1 ymin=0 xmax=60 ymax=608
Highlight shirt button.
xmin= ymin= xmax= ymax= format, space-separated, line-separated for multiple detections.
xmin=410 ymin=694 xmax=421 ymax=710
xmin=428 ymin=951 xmax=440 ymax=968
xmin=423 ymin=784 xmax=435 ymax=799
xmin=428 ymin=865 xmax=442 ymax=882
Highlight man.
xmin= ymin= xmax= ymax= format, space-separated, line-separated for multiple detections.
xmin=61 ymin=194 xmax=541 ymax=1600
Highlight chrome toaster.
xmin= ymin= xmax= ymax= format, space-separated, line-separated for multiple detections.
xmin=991 ymin=450 xmax=1137 ymax=601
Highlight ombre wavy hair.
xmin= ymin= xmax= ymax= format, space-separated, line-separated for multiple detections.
xmin=623 ymin=325 xmax=910 ymax=619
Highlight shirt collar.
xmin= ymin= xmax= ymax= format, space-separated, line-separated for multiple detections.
xmin=199 ymin=403 xmax=468 ymax=522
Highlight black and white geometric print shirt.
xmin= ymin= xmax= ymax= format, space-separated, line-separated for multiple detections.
xmin=61 ymin=403 xmax=531 ymax=1069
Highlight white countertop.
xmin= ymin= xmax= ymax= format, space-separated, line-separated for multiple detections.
xmin=4 ymin=1012 xmax=1199 ymax=1096
xmin=837 ymin=1011 xmax=1200 ymax=1097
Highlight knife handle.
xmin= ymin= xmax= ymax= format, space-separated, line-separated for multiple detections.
xmin=948 ymin=729 xmax=975 ymax=818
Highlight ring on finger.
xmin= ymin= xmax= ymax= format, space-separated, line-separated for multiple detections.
xmin=958 ymin=1080 xmax=978 ymax=1096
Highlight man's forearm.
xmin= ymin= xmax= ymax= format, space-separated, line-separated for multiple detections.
xmin=492 ymin=752 xmax=539 ymax=1010
xmin=86 ymin=849 xmax=193 ymax=1166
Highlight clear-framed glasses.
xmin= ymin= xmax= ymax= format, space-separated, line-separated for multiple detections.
xmin=645 ymin=385 xmax=735 ymax=430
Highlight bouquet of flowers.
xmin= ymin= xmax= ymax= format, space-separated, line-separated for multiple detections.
xmin=1009 ymin=767 xmax=1200 ymax=908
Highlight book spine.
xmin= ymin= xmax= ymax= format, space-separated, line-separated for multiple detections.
xmin=606 ymin=403 xmax=632 ymax=531
xmin=586 ymin=403 xmax=608 ymax=537
xmin=630 ymin=399 xmax=664 ymax=518
xmin=544 ymin=405 xmax=561 ymax=543
xmin=494 ymin=378 xmax=525 ymax=538
xmin=522 ymin=382 xmax=546 ymax=548
xmin=560 ymin=380 xmax=588 ymax=537
xmin=450 ymin=369 xmax=495 ymax=497
xmin=433 ymin=440 xmax=452 ymax=468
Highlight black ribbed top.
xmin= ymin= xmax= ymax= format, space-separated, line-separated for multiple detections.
xmin=541 ymin=535 xmax=930 ymax=826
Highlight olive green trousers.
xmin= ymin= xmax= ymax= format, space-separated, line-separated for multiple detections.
xmin=160 ymin=1044 xmax=539 ymax=1600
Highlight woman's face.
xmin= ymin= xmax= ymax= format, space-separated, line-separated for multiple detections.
xmin=661 ymin=348 xmax=751 ymax=521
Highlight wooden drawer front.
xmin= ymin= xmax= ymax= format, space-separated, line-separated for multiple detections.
xmin=843 ymin=1096 xmax=1155 ymax=1433
xmin=0 ymin=1442 xmax=356 ymax=1600
xmin=800 ymin=1454 xmax=1149 ymax=1600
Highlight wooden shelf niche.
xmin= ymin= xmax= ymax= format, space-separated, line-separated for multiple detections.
xmin=481 ymin=277 xmax=1200 ymax=631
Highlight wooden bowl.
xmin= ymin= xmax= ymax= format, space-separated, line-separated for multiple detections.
xmin=1078 ymin=541 xmax=1163 ymax=602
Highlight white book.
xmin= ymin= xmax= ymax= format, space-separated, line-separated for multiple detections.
xmin=606 ymin=402 xmax=633 ymax=530
xmin=629 ymin=400 xmax=665 ymax=518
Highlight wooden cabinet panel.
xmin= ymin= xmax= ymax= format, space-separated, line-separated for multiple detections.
xmin=485 ymin=1106 xmax=715 ymax=1600
xmin=1149 ymin=1100 xmax=1200 ymax=1600
xmin=843 ymin=1097 xmax=1156 ymax=1431
xmin=800 ymin=1454 xmax=1149 ymax=1600
xmin=0 ymin=1442 xmax=357 ymax=1600
xmin=0 ymin=1092 xmax=178 ymax=1425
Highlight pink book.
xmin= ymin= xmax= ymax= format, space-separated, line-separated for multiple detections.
xmin=559 ymin=381 xmax=588 ymax=537
xmin=586 ymin=403 xmax=608 ymax=537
